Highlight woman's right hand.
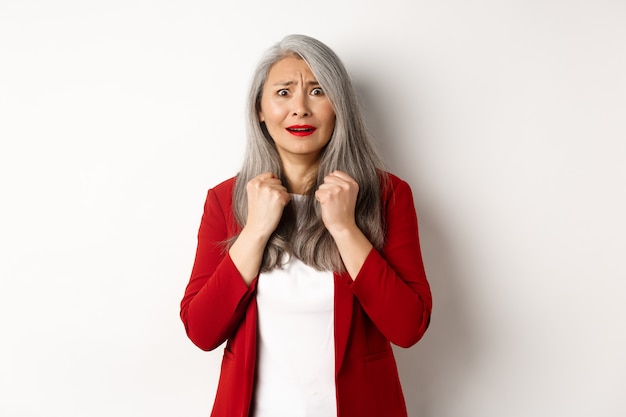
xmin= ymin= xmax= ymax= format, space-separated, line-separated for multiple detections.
xmin=244 ymin=172 xmax=291 ymax=239
xmin=229 ymin=173 xmax=289 ymax=285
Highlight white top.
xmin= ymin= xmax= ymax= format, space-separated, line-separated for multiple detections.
xmin=253 ymin=196 xmax=337 ymax=417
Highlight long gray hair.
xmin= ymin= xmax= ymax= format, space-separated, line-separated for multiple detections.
xmin=232 ymin=34 xmax=387 ymax=272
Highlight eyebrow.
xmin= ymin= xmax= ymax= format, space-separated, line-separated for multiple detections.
xmin=272 ymin=80 xmax=320 ymax=87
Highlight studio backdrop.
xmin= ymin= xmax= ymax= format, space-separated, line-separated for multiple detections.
xmin=1 ymin=1 xmax=625 ymax=416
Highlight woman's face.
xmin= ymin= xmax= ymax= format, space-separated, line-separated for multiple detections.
xmin=258 ymin=56 xmax=336 ymax=165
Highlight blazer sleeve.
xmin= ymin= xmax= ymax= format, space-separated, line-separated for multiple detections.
xmin=180 ymin=182 xmax=256 ymax=351
xmin=348 ymin=176 xmax=432 ymax=348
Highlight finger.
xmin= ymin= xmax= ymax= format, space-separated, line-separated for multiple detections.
xmin=314 ymin=189 xmax=327 ymax=202
xmin=249 ymin=173 xmax=284 ymax=189
xmin=319 ymin=178 xmax=351 ymax=192
xmin=324 ymin=173 xmax=357 ymax=188
xmin=328 ymin=170 xmax=355 ymax=182
xmin=260 ymin=179 xmax=285 ymax=189
xmin=255 ymin=172 xmax=276 ymax=180
xmin=321 ymin=175 xmax=347 ymax=188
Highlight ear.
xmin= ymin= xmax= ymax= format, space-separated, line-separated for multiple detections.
xmin=258 ymin=111 xmax=265 ymax=122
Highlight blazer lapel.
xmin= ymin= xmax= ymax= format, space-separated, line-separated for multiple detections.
xmin=333 ymin=272 xmax=354 ymax=375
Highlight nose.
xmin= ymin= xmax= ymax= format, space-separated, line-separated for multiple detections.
xmin=291 ymin=91 xmax=310 ymax=117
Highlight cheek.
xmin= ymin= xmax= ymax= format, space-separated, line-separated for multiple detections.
xmin=259 ymin=101 xmax=285 ymax=124
xmin=323 ymin=115 xmax=336 ymax=144
xmin=259 ymin=94 xmax=276 ymax=122
xmin=323 ymin=102 xmax=336 ymax=121
xmin=315 ymin=102 xmax=336 ymax=126
xmin=324 ymin=108 xmax=337 ymax=130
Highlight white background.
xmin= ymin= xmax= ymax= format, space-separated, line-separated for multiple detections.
xmin=1 ymin=1 xmax=625 ymax=416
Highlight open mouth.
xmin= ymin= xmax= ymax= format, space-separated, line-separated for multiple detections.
xmin=286 ymin=125 xmax=316 ymax=136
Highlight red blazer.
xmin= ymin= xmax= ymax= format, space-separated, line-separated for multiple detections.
xmin=180 ymin=173 xmax=432 ymax=417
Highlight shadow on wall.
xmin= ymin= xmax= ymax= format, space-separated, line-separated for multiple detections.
xmin=354 ymin=77 xmax=478 ymax=417
xmin=393 ymin=212 xmax=476 ymax=417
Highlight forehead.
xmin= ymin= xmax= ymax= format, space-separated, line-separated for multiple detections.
xmin=265 ymin=56 xmax=317 ymax=84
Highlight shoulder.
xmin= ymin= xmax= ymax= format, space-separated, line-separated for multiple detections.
xmin=201 ymin=176 xmax=240 ymax=233
xmin=210 ymin=176 xmax=237 ymax=197
xmin=380 ymin=171 xmax=412 ymax=199
xmin=203 ymin=176 xmax=237 ymax=213
xmin=382 ymin=171 xmax=406 ymax=187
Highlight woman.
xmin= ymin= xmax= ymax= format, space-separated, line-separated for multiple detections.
xmin=180 ymin=34 xmax=432 ymax=417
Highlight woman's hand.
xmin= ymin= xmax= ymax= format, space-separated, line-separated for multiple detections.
xmin=315 ymin=170 xmax=359 ymax=236
xmin=245 ymin=172 xmax=291 ymax=239
xmin=229 ymin=173 xmax=289 ymax=285
xmin=315 ymin=170 xmax=373 ymax=279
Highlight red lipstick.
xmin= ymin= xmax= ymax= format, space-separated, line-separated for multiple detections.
xmin=286 ymin=125 xmax=316 ymax=137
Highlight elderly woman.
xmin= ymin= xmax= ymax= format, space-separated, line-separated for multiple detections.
xmin=180 ymin=34 xmax=432 ymax=417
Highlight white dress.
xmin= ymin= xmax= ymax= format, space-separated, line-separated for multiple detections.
xmin=252 ymin=196 xmax=337 ymax=417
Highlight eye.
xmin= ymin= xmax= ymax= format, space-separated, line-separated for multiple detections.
xmin=311 ymin=87 xmax=324 ymax=96
xmin=277 ymin=89 xmax=289 ymax=97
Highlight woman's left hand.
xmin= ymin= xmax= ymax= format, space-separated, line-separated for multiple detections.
xmin=316 ymin=170 xmax=373 ymax=279
xmin=315 ymin=170 xmax=359 ymax=237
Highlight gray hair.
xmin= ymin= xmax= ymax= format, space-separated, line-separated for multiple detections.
xmin=232 ymin=34 xmax=387 ymax=272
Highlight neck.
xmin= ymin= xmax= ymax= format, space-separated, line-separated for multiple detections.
xmin=282 ymin=158 xmax=319 ymax=195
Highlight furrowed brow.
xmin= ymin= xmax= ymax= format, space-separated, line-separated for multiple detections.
xmin=272 ymin=80 xmax=320 ymax=87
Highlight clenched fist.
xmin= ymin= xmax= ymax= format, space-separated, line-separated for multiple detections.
xmin=315 ymin=170 xmax=359 ymax=237
xmin=245 ymin=172 xmax=291 ymax=239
